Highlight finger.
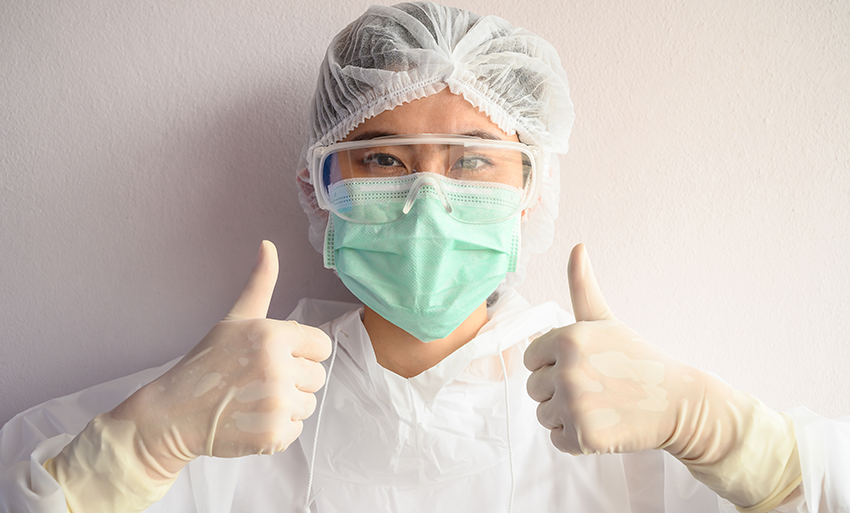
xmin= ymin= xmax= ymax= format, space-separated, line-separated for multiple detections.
xmin=288 ymin=420 xmax=304 ymax=445
xmin=226 ymin=240 xmax=279 ymax=320
xmin=535 ymin=399 xmax=563 ymax=430
xmin=290 ymin=390 xmax=318 ymax=422
xmin=535 ymin=402 xmax=582 ymax=455
xmin=526 ymin=365 xmax=557 ymax=402
xmin=293 ymin=358 xmax=327 ymax=394
xmin=568 ymin=243 xmax=614 ymax=322
xmin=550 ymin=426 xmax=582 ymax=455
xmin=523 ymin=329 xmax=559 ymax=372
xmin=288 ymin=322 xmax=333 ymax=362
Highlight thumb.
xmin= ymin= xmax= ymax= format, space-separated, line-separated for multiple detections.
xmin=568 ymin=243 xmax=614 ymax=322
xmin=225 ymin=240 xmax=279 ymax=320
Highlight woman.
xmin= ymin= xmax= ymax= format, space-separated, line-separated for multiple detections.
xmin=1 ymin=2 xmax=846 ymax=512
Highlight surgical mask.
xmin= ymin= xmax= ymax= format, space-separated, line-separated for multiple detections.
xmin=322 ymin=173 xmax=521 ymax=341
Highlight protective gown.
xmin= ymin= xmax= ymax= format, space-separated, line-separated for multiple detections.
xmin=1 ymin=290 xmax=848 ymax=512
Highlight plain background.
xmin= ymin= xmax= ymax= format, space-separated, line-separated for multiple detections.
xmin=1 ymin=0 xmax=848 ymax=428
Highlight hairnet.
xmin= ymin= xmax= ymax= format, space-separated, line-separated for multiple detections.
xmin=297 ymin=1 xmax=574 ymax=289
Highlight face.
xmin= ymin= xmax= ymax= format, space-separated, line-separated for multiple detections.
xmin=338 ymin=90 xmax=525 ymax=188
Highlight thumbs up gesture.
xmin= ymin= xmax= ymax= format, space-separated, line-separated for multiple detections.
xmin=523 ymin=244 xmax=803 ymax=510
xmin=524 ymin=244 xmax=705 ymax=456
xmin=114 ymin=240 xmax=332 ymax=475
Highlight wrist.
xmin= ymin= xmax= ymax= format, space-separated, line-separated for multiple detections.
xmin=46 ymin=412 xmax=178 ymax=513
xmin=111 ymin=380 xmax=196 ymax=480
xmin=660 ymin=371 xmax=736 ymax=465
xmin=662 ymin=373 xmax=802 ymax=513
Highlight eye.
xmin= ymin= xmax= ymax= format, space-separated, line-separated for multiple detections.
xmin=452 ymin=155 xmax=491 ymax=172
xmin=362 ymin=153 xmax=405 ymax=168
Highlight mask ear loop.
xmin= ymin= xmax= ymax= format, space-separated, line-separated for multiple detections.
xmin=402 ymin=172 xmax=453 ymax=215
xmin=303 ymin=331 xmax=340 ymax=513
xmin=498 ymin=351 xmax=515 ymax=513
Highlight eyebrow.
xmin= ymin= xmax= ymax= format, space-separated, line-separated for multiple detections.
xmin=349 ymin=130 xmax=396 ymax=141
xmin=462 ymin=130 xmax=503 ymax=141
xmin=349 ymin=129 xmax=507 ymax=142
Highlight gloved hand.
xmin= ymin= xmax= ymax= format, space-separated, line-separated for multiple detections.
xmin=45 ymin=240 xmax=332 ymax=513
xmin=524 ymin=244 xmax=802 ymax=513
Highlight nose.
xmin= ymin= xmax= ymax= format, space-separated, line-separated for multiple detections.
xmin=402 ymin=172 xmax=453 ymax=216
xmin=411 ymin=145 xmax=450 ymax=175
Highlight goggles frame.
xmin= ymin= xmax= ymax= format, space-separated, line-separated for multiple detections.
xmin=308 ymin=134 xmax=542 ymax=223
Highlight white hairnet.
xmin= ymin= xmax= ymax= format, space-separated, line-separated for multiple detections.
xmin=297 ymin=1 xmax=574 ymax=289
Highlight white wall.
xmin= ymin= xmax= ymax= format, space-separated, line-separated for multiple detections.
xmin=1 ymin=0 xmax=847 ymax=428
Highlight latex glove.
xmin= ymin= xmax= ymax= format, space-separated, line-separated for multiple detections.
xmin=524 ymin=244 xmax=801 ymax=513
xmin=45 ymin=240 xmax=332 ymax=513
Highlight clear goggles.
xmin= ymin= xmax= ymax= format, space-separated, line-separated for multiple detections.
xmin=308 ymin=134 xmax=541 ymax=224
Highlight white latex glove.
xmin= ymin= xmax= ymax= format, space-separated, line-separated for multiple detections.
xmin=45 ymin=240 xmax=332 ymax=512
xmin=119 ymin=239 xmax=332 ymax=462
xmin=524 ymin=244 xmax=801 ymax=513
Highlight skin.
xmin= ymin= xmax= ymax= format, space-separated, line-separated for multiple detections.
xmin=336 ymin=138 xmax=525 ymax=187
xmin=342 ymin=89 xmax=521 ymax=378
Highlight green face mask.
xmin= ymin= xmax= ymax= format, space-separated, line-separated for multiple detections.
xmin=323 ymin=174 xmax=521 ymax=342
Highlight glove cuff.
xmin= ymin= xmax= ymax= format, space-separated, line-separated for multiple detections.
xmin=667 ymin=375 xmax=802 ymax=513
xmin=43 ymin=413 xmax=177 ymax=513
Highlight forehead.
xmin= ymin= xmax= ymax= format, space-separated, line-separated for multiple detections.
xmin=343 ymin=90 xmax=518 ymax=142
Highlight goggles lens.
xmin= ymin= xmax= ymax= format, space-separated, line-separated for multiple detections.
xmin=313 ymin=136 xmax=537 ymax=224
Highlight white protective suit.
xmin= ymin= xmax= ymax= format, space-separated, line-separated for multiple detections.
xmin=2 ymin=2 xmax=849 ymax=511
xmin=1 ymin=291 xmax=849 ymax=512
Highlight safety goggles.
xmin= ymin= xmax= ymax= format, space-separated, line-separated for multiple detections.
xmin=308 ymin=134 xmax=541 ymax=224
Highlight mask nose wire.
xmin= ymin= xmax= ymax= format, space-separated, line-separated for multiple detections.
xmin=303 ymin=329 xmax=340 ymax=512
xmin=498 ymin=350 xmax=516 ymax=513
xmin=402 ymin=172 xmax=453 ymax=215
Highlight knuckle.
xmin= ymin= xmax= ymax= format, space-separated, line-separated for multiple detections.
xmin=244 ymin=319 xmax=276 ymax=349
xmin=556 ymin=324 xmax=585 ymax=351
xmin=551 ymin=335 xmax=588 ymax=371
xmin=522 ymin=342 xmax=539 ymax=370
xmin=550 ymin=427 xmax=583 ymax=455
xmin=535 ymin=402 xmax=546 ymax=425
xmin=296 ymin=359 xmax=326 ymax=393
xmin=288 ymin=321 xmax=333 ymax=360
xmin=311 ymin=360 xmax=327 ymax=383
xmin=311 ymin=331 xmax=333 ymax=360
xmin=536 ymin=402 xmax=555 ymax=429
xmin=303 ymin=392 xmax=318 ymax=417
xmin=290 ymin=420 xmax=304 ymax=441
xmin=304 ymin=358 xmax=327 ymax=381
xmin=525 ymin=373 xmax=538 ymax=399
xmin=526 ymin=370 xmax=551 ymax=402
xmin=550 ymin=428 xmax=569 ymax=453
xmin=246 ymin=318 xmax=272 ymax=337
